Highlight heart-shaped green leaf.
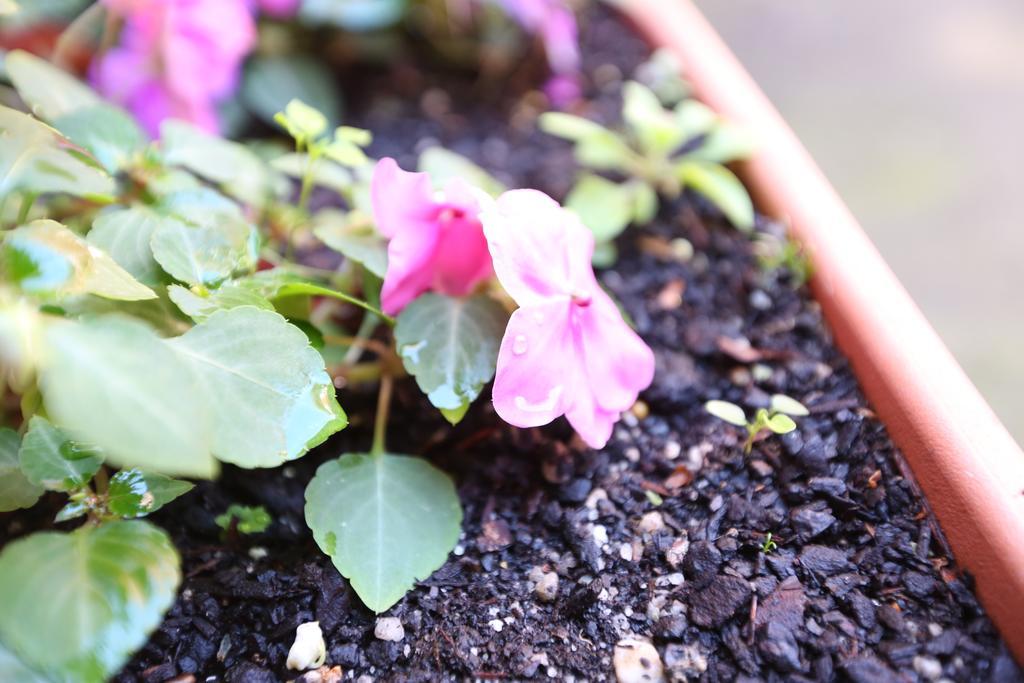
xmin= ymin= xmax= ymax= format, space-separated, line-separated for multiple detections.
xmin=107 ymin=469 xmax=193 ymax=518
xmin=4 ymin=50 xmax=101 ymax=122
xmin=0 ymin=106 xmax=114 ymax=201
xmin=0 ymin=428 xmax=42 ymax=512
xmin=41 ymin=316 xmax=215 ymax=478
xmin=305 ymin=453 xmax=462 ymax=613
xmin=0 ymin=521 xmax=180 ymax=683
xmin=167 ymin=306 xmax=347 ymax=468
xmin=18 ymin=416 xmax=103 ymax=491
xmin=87 ymin=206 xmax=165 ymax=287
xmin=3 ymin=220 xmax=157 ymax=301
xmin=394 ymin=294 xmax=507 ymax=424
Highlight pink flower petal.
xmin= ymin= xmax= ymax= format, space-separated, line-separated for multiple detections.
xmin=580 ymin=289 xmax=656 ymax=413
xmin=371 ymin=159 xmax=493 ymax=314
xmin=481 ymin=189 xmax=592 ymax=306
xmin=485 ymin=188 xmax=656 ymax=449
xmin=492 ymin=301 xmax=577 ymax=428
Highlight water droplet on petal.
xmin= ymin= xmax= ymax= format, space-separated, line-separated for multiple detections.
xmin=512 ymin=334 xmax=528 ymax=355
xmin=514 ymin=385 xmax=564 ymax=413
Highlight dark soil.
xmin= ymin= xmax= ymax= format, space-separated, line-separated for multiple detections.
xmin=4 ymin=7 xmax=1022 ymax=683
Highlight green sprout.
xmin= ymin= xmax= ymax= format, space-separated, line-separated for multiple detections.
xmin=705 ymin=394 xmax=809 ymax=453
xmin=274 ymin=99 xmax=373 ymax=213
xmin=216 ymin=504 xmax=273 ymax=535
xmin=539 ymin=80 xmax=754 ymax=265
xmin=755 ymin=233 xmax=813 ymax=288
xmin=759 ymin=532 xmax=778 ymax=554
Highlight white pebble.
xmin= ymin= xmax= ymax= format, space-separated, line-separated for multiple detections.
xmin=489 ymin=619 xmax=504 ymax=633
xmin=913 ymin=655 xmax=943 ymax=681
xmin=637 ymin=511 xmax=665 ymax=534
xmin=286 ymin=621 xmax=325 ymax=671
xmin=614 ymin=637 xmax=664 ymax=683
xmin=619 ymin=544 xmax=634 ymax=561
xmin=374 ymin=617 xmax=405 ymax=642
xmin=663 ymin=441 xmax=681 ymax=460
xmin=592 ymin=524 xmax=609 ymax=546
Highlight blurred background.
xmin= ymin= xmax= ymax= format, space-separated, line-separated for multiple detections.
xmin=696 ymin=0 xmax=1024 ymax=444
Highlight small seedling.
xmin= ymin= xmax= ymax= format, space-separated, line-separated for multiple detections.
xmin=216 ymin=504 xmax=272 ymax=535
xmin=755 ymin=233 xmax=813 ymax=288
xmin=540 ymin=80 xmax=755 ymax=264
xmin=760 ymin=532 xmax=778 ymax=554
xmin=705 ymin=394 xmax=809 ymax=453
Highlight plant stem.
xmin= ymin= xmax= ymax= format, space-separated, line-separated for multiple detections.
xmin=16 ymin=193 xmax=37 ymax=225
xmin=371 ymin=373 xmax=393 ymax=458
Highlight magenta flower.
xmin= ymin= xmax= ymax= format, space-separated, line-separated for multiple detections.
xmin=92 ymin=0 xmax=258 ymax=136
xmin=371 ymin=158 xmax=493 ymax=315
xmin=252 ymin=0 xmax=300 ymax=18
xmin=481 ymin=190 xmax=655 ymax=448
xmin=495 ymin=0 xmax=581 ymax=106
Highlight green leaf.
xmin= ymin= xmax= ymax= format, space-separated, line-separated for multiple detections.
xmin=305 ymin=453 xmax=462 ymax=612
xmin=539 ymin=112 xmax=612 ymax=141
xmin=565 ymin=174 xmax=635 ymax=242
xmin=52 ymin=104 xmax=145 ymax=173
xmin=591 ymin=240 xmax=618 ymax=268
xmin=215 ymin=504 xmax=272 ymax=534
xmin=4 ymin=50 xmax=101 ymax=121
xmin=0 ymin=106 xmax=115 ymax=201
xmin=673 ymin=100 xmax=717 ymax=140
xmin=770 ymin=394 xmax=809 ymax=417
xmin=704 ymin=400 xmax=748 ymax=427
xmin=151 ymin=193 xmax=259 ymax=287
xmin=18 ymin=416 xmax=102 ymax=491
xmin=688 ymin=123 xmax=755 ymax=164
xmin=417 ymin=147 xmax=505 ymax=197
xmin=394 ymin=294 xmax=507 ymax=424
xmin=677 ymin=160 xmax=755 ymax=231
xmin=245 ymin=57 xmax=341 ymax=132
xmin=0 ymin=520 xmax=180 ymax=683
xmin=167 ymin=282 xmax=274 ymax=323
xmin=623 ymin=80 xmax=685 ymax=156
xmin=167 ymin=306 xmax=347 ymax=468
xmin=272 ymin=99 xmax=329 ymax=143
xmin=766 ymin=413 xmax=797 ymax=434
xmin=0 ymin=642 xmax=48 ymax=683
xmin=300 ymin=0 xmax=407 ymax=30
xmin=160 ymin=120 xmax=275 ymax=205
xmin=3 ymin=220 xmax=157 ymax=300
xmin=632 ymin=180 xmax=659 ymax=225
xmin=0 ymin=428 xmax=43 ymax=512
xmin=313 ymin=209 xmax=387 ymax=278
xmin=323 ymin=130 xmax=369 ymax=167
xmin=87 ymin=206 xmax=164 ymax=287
xmin=107 ymin=469 xmax=193 ymax=518
xmin=41 ymin=316 xmax=215 ymax=478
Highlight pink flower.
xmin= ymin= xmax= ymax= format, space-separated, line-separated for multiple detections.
xmin=252 ymin=0 xmax=300 ymax=18
xmin=92 ymin=0 xmax=258 ymax=136
xmin=495 ymin=0 xmax=581 ymax=106
xmin=371 ymin=158 xmax=493 ymax=315
xmin=481 ymin=190 xmax=655 ymax=448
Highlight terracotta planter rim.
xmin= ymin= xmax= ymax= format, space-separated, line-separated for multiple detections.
xmin=619 ymin=0 xmax=1024 ymax=662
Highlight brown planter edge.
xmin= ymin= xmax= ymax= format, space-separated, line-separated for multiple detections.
xmin=618 ymin=0 xmax=1024 ymax=661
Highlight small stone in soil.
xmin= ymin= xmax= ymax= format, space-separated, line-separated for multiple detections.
xmin=798 ymin=544 xmax=849 ymax=574
xmin=374 ymin=617 xmax=404 ymax=642
xmin=688 ymin=574 xmax=751 ymax=628
xmin=613 ymin=637 xmax=664 ymax=683
xmin=665 ymin=535 xmax=689 ymax=568
xmin=682 ymin=540 xmax=721 ymax=588
xmin=840 ymin=656 xmax=899 ymax=683
xmin=790 ymin=503 xmax=836 ymax=539
xmin=757 ymin=621 xmax=802 ymax=673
